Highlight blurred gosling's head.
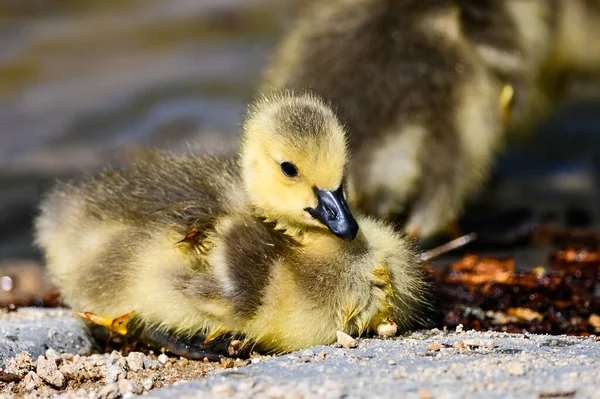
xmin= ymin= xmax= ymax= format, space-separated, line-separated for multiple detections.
xmin=241 ymin=92 xmax=358 ymax=240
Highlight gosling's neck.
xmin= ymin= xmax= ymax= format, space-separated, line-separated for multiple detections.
xmin=249 ymin=208 xmax=336 ymax=247
xmin=251 ymin=207 xmax=309 ymax=243
xmin=252 ymin=207 xmax=362 ymax=256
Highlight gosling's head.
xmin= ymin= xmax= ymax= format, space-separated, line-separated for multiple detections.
xmin=241 ymin=92 xmax=358 ymax=240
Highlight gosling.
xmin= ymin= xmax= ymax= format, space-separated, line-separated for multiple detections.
xmin=35 ymin=93 xmax=429 ymax=358
xmin=262 ymin=0 xmax=600 ymax=238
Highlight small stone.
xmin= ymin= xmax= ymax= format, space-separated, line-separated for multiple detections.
xmin=96 ymin=383 xmax=120 ymax=399
xmin=105 ymin=365 xmax=127 ymax=384
xmin=36 ymin=355 xmax=65 ymax=388
xmin=88 ymin=354 xmax=106 ymax=367
xmin=126 ymin=352 xmax=145 ymax=372
xmin=463 ymin=339 xmax=495 ymax=349
xmin=228 ymin=339 xmax=244 ymax=356
xmin=141 ymin=376 xmax=154 ymax=391
xmin=376 ymin=321 xmax=398 ymax=337
xmin=143 ymin=358 xmax=160 ymax=370
xmin=157 ymin=354 xmax=169 ymax=365
xmin=455 ymin=324 xmax=464 ymax=333
xmin=22 ymin=371 xmax=42 ymax=391
xmin=108 ymin=351 xmax=127 ymax=369
xmin=336 ymin=331 xmax=357 ymax=349
xmin=506 ymin=361 xmax=525 ymax=376
xmin=388 ymin=360 xmax=396 ymax=365
xmin=117 ymin=379 xmax=143 ymax=395
xmin=220 ymin=358 xmax=235 ymax=369
xmin=58 ymin=362 xmax=78 ymax=380
xmin=454 ymin=342 xmax=466 ymax=349
xmin=426 ymin=343 xmax=441 ymax=351
xmin=45 ymin=348 xmax=60 ymax=363
xmin=5 ymin=352 xmax=32 ymax=376
xmin=79 ymin=359 xmax=104 ymax=381
xmin=318 ymin=351 xmax=327 ymax=360
xmin=251 ymin=358 xmax=261 ymax=364
xmin=235 ymin=359 xmax=251 ymax=367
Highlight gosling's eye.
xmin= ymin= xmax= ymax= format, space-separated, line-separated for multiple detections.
xmin=280 ymin=162 xmax=299 ymax=178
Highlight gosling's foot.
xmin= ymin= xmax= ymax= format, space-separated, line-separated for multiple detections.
xmin=136 ymin=327 xmax=250 ymax=361
xmin=74 ymin=311 xmax=134 ymax=335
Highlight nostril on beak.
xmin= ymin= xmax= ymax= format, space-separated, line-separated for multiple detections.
xmin=326 ymin=208 xmax=336 ymax=219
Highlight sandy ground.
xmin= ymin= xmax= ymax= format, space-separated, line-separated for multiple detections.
xmin=2 ymin=308 xmax=600 ymax=398
xmin=149 ymin=329 xmax=600 ymax=399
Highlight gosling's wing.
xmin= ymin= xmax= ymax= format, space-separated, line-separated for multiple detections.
xmin=38 ymin=151 xmax=244 ymax=247
xmin=74 ymin=152 xmax=239 ymax=228
xmin=35 ymin=151 xmax=245 ymax=315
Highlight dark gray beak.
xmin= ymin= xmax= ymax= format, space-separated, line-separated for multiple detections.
xmin=305 ymin=185 xmax=359 ymax=240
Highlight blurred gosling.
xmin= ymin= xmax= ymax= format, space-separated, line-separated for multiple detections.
xmin=262 ymin=0 xmax=600 ymax=238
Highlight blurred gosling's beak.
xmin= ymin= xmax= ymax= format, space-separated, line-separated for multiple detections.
xmin=305 ymin=185 xmax=359 ymax=240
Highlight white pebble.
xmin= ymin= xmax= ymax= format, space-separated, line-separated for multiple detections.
xmin=376 ymin=321 xmax=398 ymax=337
xmin=157 ymin=354 xmax=169 ymax=365
xmin=36 ymin=355 xmax=65 ymax=388
xmin=336 ymin=331 xmax=357 ymax=349
xmin=126 ymin=352 xmax=145 ymax=372
xmin=141 ymin=377 xmax=154 ymax=391
xmin=463 ymin=339 xmax=495 ymax=349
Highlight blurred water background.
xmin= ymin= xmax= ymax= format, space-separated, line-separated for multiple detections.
xmin=0 ymin=0 xmax=304 ymax=263
xmin=0 ymin=0 xmax=600 ymax=279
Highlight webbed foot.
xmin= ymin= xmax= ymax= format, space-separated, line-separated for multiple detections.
xmin=74 ymin=311 xmax=134 ymax=335
xmin=135 ymin=327 xmax=250 ymax=361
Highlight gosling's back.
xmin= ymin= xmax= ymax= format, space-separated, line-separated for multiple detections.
xmin=35 ymin=152 xmax=244 ymax=315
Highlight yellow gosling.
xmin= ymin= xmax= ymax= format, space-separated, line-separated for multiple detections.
xmin=35 ymin=93 xmax=429 ymax=358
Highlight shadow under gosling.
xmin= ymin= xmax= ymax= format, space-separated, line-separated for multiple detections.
xmin=35 ymin=93 xmax=430 ymax=359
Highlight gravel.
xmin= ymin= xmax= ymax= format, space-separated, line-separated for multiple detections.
xmin=36 ymin=354 xmax=66 ymax=388
xmin=125 ymin=353 xmax=144 ymax=372
xmin=0 ymin=345 xmax=253 ymax=398
xmin=0 ymin=308 xmax=257 ymax=398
